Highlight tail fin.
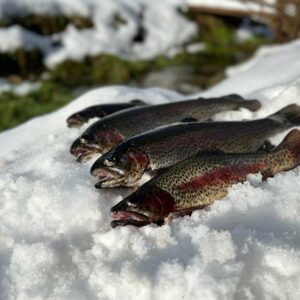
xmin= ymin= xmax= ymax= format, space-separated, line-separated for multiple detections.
xmin=238 ymin=99 xmax=261 ymax=112
xmin=197 ymin=94 xmax=261 ymax=112
xmin=277 ymin=129 xmax=300 ymax=165
xmin=221 ymin=94 xmax=261 ymax=112
xmin=269 ymin=104 xmax=300 ymax=126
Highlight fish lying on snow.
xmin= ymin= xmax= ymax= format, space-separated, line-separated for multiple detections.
xmin=67 ymin=100 xmax=146 ymax=128
xmin=91 ymin=104 xmax=300 ymax=188
xmin=111 ymin=129 xmax=300 ymax=227
xmin=70 ymin=94 xmax=260 ymax=162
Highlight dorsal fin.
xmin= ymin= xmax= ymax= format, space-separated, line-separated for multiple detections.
xmin=221 ymin=94 xmax=244 ymax=101
xmin=197 ymin=149 xmax=225 ymax=156
xmin=181 ymin=117 xmax=198 ymax=123
xmin=130 ymin=99 xmax=146 ymax=105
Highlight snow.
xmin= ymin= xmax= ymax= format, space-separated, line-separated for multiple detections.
xmin=0 ymin=78 xmax=41 ymax=95
xmin=0 ymin=1 xmax=197 ymax=68
xmin=0 ymin=25 xmax=52 ymax=53
xmin=187 ymin=0 xmax=275 ymax=14
xmin=1 ymin=38 xmax=300 ymax=300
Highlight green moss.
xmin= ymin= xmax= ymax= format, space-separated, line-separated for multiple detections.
xmin=50 ymin=54 xmax=159 ymax=87
xmin=0 ymin=81 xmax=72 ymax=131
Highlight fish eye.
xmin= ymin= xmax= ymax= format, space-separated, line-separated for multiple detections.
xmin=127 ymin=200 xmax=137 ymax=208
xmin=106 ymin=152 xmax=120 ymax=164
xmin=80 ymin=134 xmax=93 ymax=144
xmin=104 ymin=158 xmax=115 ymax=166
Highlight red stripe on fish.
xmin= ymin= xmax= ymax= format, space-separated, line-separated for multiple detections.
xmin=176 ymin=163 xmax=266 ymax=192
xmin=95 ymin=128 xmax=124 ymax=144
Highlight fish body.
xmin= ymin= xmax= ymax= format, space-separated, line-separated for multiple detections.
xmin=67 ymin=100 xmax=146 ymax=128
xmin=110 ymin=129 xmax=300 ymax=227
xmin=91 ymin=104 xmax=300 ymax=187
xmin=71 ymin=94 xmax=260 ymax=161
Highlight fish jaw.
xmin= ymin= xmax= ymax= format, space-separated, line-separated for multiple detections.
xmin=91 ymin=150 xmax=149 ymax=188
xmin=92 ymin=165 xmax=127 ymax=188
xmin=70 ymin=138 xmax=102 ymax=162
xmin=67 ymin=114 xmax=86 ymax=128
xmin=70 ymin=129 xmax=124 ymax=162
xmin=110 ymin=185 xmax=176 ymax=227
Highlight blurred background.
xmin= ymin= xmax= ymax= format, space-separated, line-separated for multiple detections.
xmin=0 ymin=0 xmax=299 ymax=132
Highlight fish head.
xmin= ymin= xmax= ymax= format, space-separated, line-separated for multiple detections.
xmin=70 ymin=128 xmax=124 ymax=162
xmin=90 ymin=145 xmax=149 ymax=187
xmin=70 ymin=137 xmax=100 ymax=162
xmin=110 ymin=185 xmax=176 ymax=227
xmin=67 ymin=113 xmax=86 ymax=128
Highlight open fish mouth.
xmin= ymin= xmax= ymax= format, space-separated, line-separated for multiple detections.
xmin=92 ymin=165 xmax=133 ymax=188
xmin=111 ymin=210 xmax=149 ymax=221
xmin=67 ymin=115 xmax=85 ymax=128
xmin=111 ymin=219 xmax=150 ymax=228
xmin=71 ymin=144 xmax=101 ymax=162
xmin=92 ymin=165 xmax=125 ymax=179
xmin=92 ymin=166 xmax=127 ymax=187
xmin=110 ymin=210 xmax=150 ymax=227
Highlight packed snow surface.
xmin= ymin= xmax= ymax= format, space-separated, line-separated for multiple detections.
xmin=1 ymin=39 xmax=300 ymax=299
xmin=187 ymin=0 xmax=275 ymax=14
xmin=0 ymin=0 xmax=196 ymax=68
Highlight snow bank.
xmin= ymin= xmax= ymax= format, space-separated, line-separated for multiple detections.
xmin=1 ymin=39 xmax=300 ymax=299
xmin=0 ymin=25 xmax=52 ymax=53
xmin=187 ymin=0 xmax=275 ymax=14
xmin=0 ymin=0 xmax=196 ymax=68
xmin=0 ymin=78 xmax=40 ymax=96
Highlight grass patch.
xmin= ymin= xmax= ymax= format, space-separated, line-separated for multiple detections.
xmin=0 ymin=81 xmax=72 ymax=131
xmin=0 ymin=14 xmax=93 ymax=35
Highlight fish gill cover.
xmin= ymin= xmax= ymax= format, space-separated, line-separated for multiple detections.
xmin=1 ymin=31 xmax=300 ymax=300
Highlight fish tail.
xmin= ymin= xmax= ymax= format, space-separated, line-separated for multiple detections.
xmin=237 ymin=99 xmax=261 ymax=111
xmin=270 ymin=104 xmax=300 ymax=126
xmin=277 ymin=129 xmax=300 ymax=166
xmin=222 ymin=94 xmax=261 ymax=112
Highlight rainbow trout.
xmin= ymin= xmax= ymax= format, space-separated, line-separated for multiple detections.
xmin=67 ymin=100 xmax=146 ymax=128
xmin=70 ymin=94 xmax=260 ymax=162
xmin=110 ymin=129 xmax=300 ymax=227
xmin=91 ymin=104 xmax=300 ymax=188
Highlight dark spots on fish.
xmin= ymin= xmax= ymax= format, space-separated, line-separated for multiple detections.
xmin=175 ymin=163 xmax=265 ymax=192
